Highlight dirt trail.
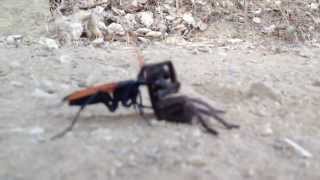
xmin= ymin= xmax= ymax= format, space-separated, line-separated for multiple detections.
xmin=0 ymin=40 xmax=320 ymax=179
xmin=1 ymin=0 xmax=320 ymax=179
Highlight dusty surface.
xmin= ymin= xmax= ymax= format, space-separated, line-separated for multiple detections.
xmin=1 ymin=40 xmax=320 ymax=180
xmin=1 ymin=0 xmax=320 ymax=179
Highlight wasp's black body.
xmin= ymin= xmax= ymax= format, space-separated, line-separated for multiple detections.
xmin=66 ymin=80 xmax=143 ymax=112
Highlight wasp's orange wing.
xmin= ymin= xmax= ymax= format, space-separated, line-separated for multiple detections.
xmin=65 ymin=83 xmax=118 ymax=102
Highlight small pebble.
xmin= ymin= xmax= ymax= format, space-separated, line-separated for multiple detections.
xmin=29 ymin=127 xmax=45 ymax=135
xmin=261 ymin=124 xmax=273 ymax=136
xmin=10 ymin=81 xmax=24 ymax=87
xmin=32 ymin=88 xmax=55 ymax=98
xmin=39 ymin=37 xmax=59 ymax=50
xmin=187 ymin=156 xmax=207 ymax=167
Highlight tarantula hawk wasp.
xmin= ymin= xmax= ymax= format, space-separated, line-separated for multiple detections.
xmin=51 ymin=61 xmax=239 ymax=140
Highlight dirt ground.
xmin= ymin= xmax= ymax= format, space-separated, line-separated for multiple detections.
xmin=1 ymin=0 xmax=320 ymax=180
xmin=1 ymin=40 xmax=320 ymax=180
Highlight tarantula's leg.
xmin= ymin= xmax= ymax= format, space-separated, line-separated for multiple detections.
xmin=188 ymin=97 xmax=225 ymax=114
xmin=188 ymin=98 xmax=239 ymax=129
xmin=195 ymin=113 xmax=219 ymax=135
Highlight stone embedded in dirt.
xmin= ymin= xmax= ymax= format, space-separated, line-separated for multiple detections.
xmin=138 ymin=37 xmax=151 ymax=43
xmin=197 ymin=46 xmax=211 ymax=53
xmin=183 ymin=13 xmax=196 ymax=26
xmin=107 ymin=23 xmax=125 ymax=36
xmin=254 ymin=8 xmax=262 ymax=15
xmin=39 ymin=37 xmax=59 ymax=50
xmin=138 ymin=11 xmax=154 ymax=28
xmin=263 ymin=24 xmax=276 ymax=34
xmin=145 ymin=31 xmax=162 ymax=38
xmin=192 ymin=128 xmax=202 ymax=137
xmin=286 ymin=25 xmax=296 ymax=35
xmin=38 ymin=80 xmax=56 ymax=94
xmin=6 ymin=35 xmax=23 ymax=44
xmin=91 ymin=37 xmax=105 ymax=46
xmin=252 ymin=17 xmax=261 ymax=24
xmin=261 ymin=124 xmax=273 ymax=136
xmin=10 ymin=81 xmax=24 ymax=88
xmin=9 ymin=61 xmax=21 ymax=68
xmin=68 ymin=22 xmax=84 ymax=40
xmin=165 ymin=15 xmax=175 ymax=21
xmin=310 ymin=3 xmax=319 ymax=10
xmin=227 ymin=38 xmax=243 ymax=44
xmin=32 ymin=88 xmax=56 ymax=98
xmin=29 ymin=127 xmax=45 ymax=135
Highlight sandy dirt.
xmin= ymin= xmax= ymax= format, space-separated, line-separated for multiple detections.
xmin=1 ymin=0 xmax=320 ymax=179
xmin=0 ymin=40 xmax=320 ymax=180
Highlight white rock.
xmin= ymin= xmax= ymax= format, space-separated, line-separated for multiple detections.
xmin=183 ymin=13 xmax=196 ymax=26
xmin=286 ymin=25 xmax=296 ymax=34
xmin=261 ymin=124 xmax=273 ymax=136
xmin=145 ymin=31 xmax=162 ymax=38
xmin=39 ymin=79 xmax=55 ymax=94
xmin=254 ymin=8 xmax=262 ymax=15
xmin=138 ymin=11 xmax=154 ymax=28
xmin=29 ymin=127 xmax=45 ymax=135
xmin=32 ymin=88 xmax=55 ymax=98
xmin=165 ymin=15 xmax=175 ymax=21
xmin=107 ymin=23 xmax=125 ymax=36
xmin=227 ymin=38 xmax=243 ymax=44
xmin=9 ymin=61 xmax=21 ymax=68
xmin=6 ymin=35 xmax=22 ymax=44
xmin=310 ymin=3 xmax=319 ymax=10
xmin=138 ymin=0 xmax=148 ymax=4
xmin=10 ymin=81 xmax=24 ymax=87
xmin=253 ymin=17 xmax=261 ymax=24
xmin=275 ymin=0 xmax=282 ymax=6
xmin=59 ymin=55 xmax=72 ymax=64
xmin=138 ymin=37 xmax=151 ymax=43
xmin=131 ymin=0 xmax=138 ymax=7
xmin=39 ymin=37 xmax=59 ymax=50
xmin=264 ymin=24 xmax=276 ymax=34
xmin=91 ymin=37 xmax=105 ymax=46
xmin=69 ymin=22 xmax=83 ymax=40
xmin=192 ymin=128 xmax=202 ymax=137
xmin=98 ymin=21 xmax=108 ymax=31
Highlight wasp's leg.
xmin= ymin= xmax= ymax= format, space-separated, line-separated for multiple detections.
xmin=51 ymin=92 xmax=100 ymax=140
xmin=188 ymin=97 xmax=226 ymax=114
